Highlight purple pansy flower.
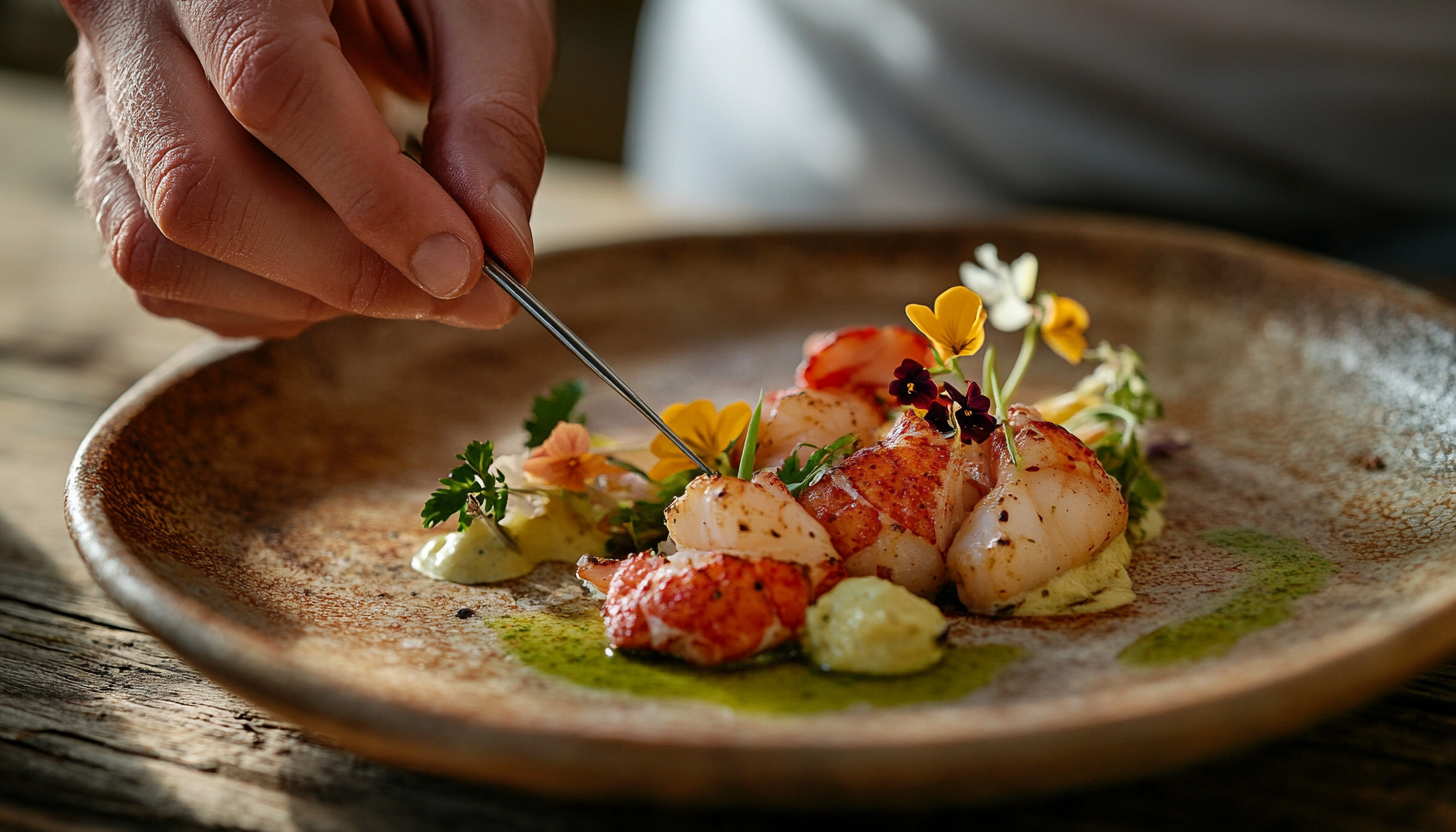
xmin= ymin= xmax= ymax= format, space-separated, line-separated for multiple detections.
xmin=888 ymin=359 xmax=939 ymax=410
xmin=941 ymin=381 xmax=998 ymax=444
xmin=923 ymin=401 xmax=955 ymax=437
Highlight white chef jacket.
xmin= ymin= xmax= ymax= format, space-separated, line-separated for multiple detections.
xmin=626 ymin=0 xmax=1456 ymax=268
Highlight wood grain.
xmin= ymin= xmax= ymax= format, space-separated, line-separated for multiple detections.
xmin=5 ymin=68 xmax=1456 ymax=830
xmin=7 ymin=505 xmax=1456 ymax=831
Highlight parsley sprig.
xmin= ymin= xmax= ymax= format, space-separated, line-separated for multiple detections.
xmin=776 ymin=433 xmax=859 ymax=497
xmin=524 ymin=379 xmax=587 ymax=448
xmin=421 ymin=440 xmax=510 ymax=533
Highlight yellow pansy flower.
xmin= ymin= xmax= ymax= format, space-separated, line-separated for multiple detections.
xmin=649 ymin=399 xmax=752 ymax=479
xmin=1041 ymin=294 xmax=1090 ymax=364
xmin=904 ymin=286 xmax=988 ymax=365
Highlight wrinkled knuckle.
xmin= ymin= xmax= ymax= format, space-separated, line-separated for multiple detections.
xmin=334 ymin=179 xmax=392 ymax=237
xmin=109 ymin=209 xmax=175 ymax=295
xmin=344 ymin=252 xmax=397 ymax=317
xmin=465 ymin=92 xmax=547 ymax=172
xmin=215 ymin=24 xmax=310 ymax=134
xmin=145 ymin=143 xmax=222 ymax=251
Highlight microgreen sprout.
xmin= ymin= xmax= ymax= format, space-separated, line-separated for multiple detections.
xmin=737 ymin=392 xmax=765 ymax=480
xmin=777 ymin=433 xmax=859 ymax=497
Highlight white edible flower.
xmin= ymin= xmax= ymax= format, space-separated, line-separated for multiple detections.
xmin=959 ymin=243 xmax=1038 ymax=332
xmin=492 ymin=453 xmax=547 ymax=521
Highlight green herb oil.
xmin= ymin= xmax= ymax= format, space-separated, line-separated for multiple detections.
xmin=1120 ymin=528 xmax=1337 ymax=666
xmin=486 ymin=611 xmax=1023 ymax=715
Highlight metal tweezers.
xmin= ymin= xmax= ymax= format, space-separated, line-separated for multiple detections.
xmin=482 ymin=256 xmax=716 ymax=476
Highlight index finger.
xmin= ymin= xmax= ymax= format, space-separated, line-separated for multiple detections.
xmin=177 ymin=1 xmax=485 ymax=300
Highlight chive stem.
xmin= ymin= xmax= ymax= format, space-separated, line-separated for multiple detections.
xmin=737 ymin=391 xmax=764 ymax=480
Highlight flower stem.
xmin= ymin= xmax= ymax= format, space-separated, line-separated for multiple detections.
xmin=1063 ymin=403 xmax=1142 ymax=447
xmin=1001 ymin=320 xmax=1039 ymax=403
xmin=983 ymin=347 xmax=1023 ymax=469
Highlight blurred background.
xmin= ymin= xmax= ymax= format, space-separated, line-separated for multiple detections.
xmin=3 ymin=0 xmax=1452 ymax=284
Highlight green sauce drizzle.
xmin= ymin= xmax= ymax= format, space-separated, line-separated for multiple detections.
xmin=486 ymin=611 xmax=1023 ymax=715
xmin=1121 ymin=528 xmax=1338 ymax=667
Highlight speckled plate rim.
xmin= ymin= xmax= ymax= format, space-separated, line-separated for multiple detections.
xmin=64 ymin=216 xmax=1456 ymax=803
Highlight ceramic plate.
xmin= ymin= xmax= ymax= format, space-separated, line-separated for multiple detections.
xmin=67 ymin=215 xmax=1456 ymax=805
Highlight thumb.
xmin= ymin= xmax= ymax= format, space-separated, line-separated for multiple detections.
xmin=416 ymin=0 xmax=554 ymax=285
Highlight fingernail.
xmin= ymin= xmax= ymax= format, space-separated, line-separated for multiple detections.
xmin=411 ymin=232 xmax=472 ymax=298
xmin=489 ymin=181 xmax=534 ymax=268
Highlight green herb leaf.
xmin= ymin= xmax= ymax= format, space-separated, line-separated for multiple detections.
xmin=1091 ymin=430 xmax=1166 ymax=544
xmin=459 ymin=439 xmax=494 ymax=479
xmin=777 ymin=433 xmax=859 ymax=497
xmin=421 ymin=440 xmax=505 ymax=532
xmin=603 ymin=469 xmax=697 ymax=557
xmin=737 ymin=392 xmax=765 ymax=480
xmin=524 ymin=379 xmax=587 ymax=448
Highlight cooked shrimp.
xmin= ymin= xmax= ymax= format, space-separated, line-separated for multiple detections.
xmin=575 ymin=470 xmax=847 ymax=665
xmin=798 ymin=411 xmax=980 ymax=597
xmin=945 ymin=406 xmax=1129 ymax=614
xmin=665 ymin=470 xmax=845 ymax=597
xmin=750 ymin=388 xmax=881 ymax=469
xmin=796 ymin=325 xmax=934 ymax=405
xmin=578 ymin=550 xmax=813 ymax=665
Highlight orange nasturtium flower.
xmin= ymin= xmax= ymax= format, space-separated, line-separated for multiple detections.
xmin=649 ymin=399 xmax=752 ymax=480
xmin=904 ymin=286 xmax=988 ymax=365
xmin=522 ymin=422 xmax=620 ymax=492
xmin=1040 ymin=294 xmax=1091 ymax=365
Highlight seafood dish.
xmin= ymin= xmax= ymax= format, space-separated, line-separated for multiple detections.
xmin=416 ymin=245 xmax=1167 ymax=676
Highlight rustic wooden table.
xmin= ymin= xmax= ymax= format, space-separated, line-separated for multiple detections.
xmin=3 ymin=69 xmax=1456 ymax=831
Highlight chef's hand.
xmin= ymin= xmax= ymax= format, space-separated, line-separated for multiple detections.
xmin=64 ymin=0 xmax=552 ymax=338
